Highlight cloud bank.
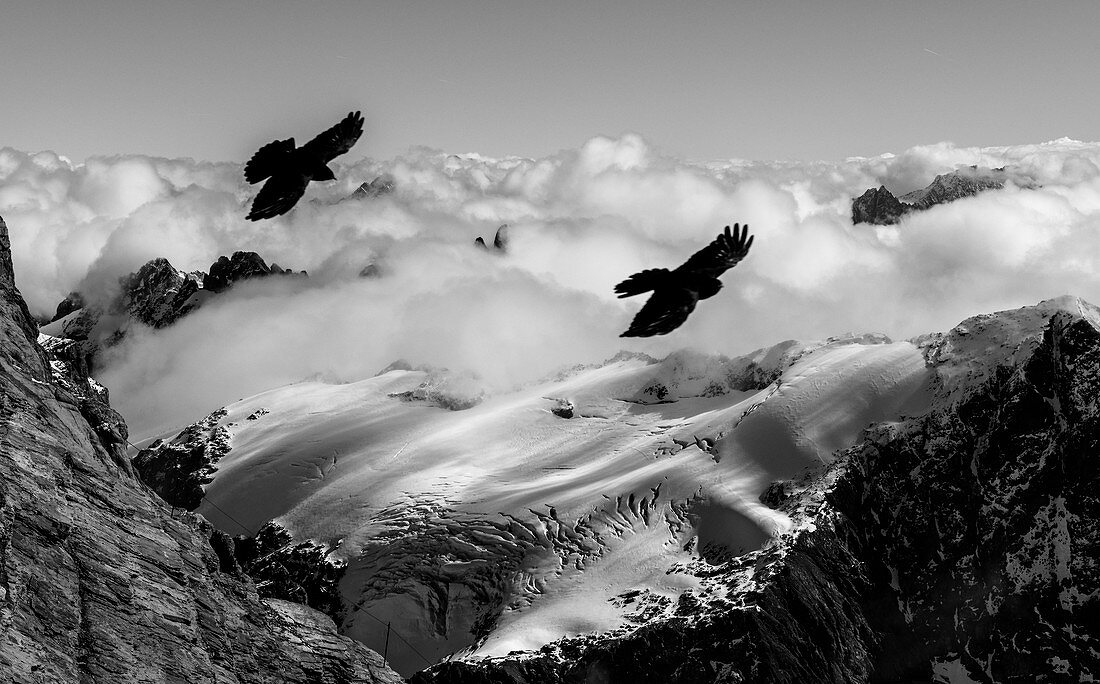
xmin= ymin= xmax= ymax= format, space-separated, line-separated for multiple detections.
xmin=2 ymin=135 xmax=1099 ymax=437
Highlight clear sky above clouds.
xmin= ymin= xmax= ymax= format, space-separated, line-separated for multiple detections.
xmin=3 ymin=1 xmax=1099 ymax=163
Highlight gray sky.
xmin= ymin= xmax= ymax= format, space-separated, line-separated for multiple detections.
xmin=3 ymin=1 xmax=1099 ymax=163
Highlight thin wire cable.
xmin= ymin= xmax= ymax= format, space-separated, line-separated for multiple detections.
xmin=356 ymin=606 xmax=436 ymax=668
xmin=200 ymin=495 xmax=254 ymax=536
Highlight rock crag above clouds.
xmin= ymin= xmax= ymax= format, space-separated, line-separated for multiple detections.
xmin=0 ymin=215 xmax=403 ymax=684
xmin=39 ymin=250 xmax=306 ymax=373
xmin=852 ymin=166 xmax=1022 ymax=225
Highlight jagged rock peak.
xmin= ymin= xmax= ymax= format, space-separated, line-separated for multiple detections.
xmin=50 ymin=291 xmax=85 ymax=323
xmin=117 ymin=257 xmax=202 ymax=328
xmin=852 ymin=167 xmax=1027 ymax=225
xmin=351 ymin=173 xmax=396 ymax=200
xmin=851 ymin=185 xmax=908 ymax=225
xmin=206 ymin=250 xmax=290 ymax=292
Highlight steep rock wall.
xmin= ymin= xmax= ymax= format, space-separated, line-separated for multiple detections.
xmin=0 ymin=215 xmax=404 ymax=684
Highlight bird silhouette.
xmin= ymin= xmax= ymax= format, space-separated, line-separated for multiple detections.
xmin=615 ymin=224 xmax=753 ymax=337
xmin=244 ymin=111 xmax=364 ymax=220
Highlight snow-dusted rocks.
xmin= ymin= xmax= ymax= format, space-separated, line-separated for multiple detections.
xmin=132 ymin=407 xmax=232 ymax=510
xmin=831 ymin=296 xmax=1100 ymax=681
xmin=117 ymin=257 xmax=204 ymax=327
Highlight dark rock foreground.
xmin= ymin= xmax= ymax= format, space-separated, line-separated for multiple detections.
xmin=0 ymin=215 xmax=403 ymax=684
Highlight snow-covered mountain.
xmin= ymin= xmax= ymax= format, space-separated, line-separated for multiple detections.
xmin=143 ymin=334 xmax=918 ymax=674
xmin=136 ymin=295 xmax=1100 ymax=681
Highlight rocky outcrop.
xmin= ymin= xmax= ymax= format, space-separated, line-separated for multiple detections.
xmin=231 ymin=522 xmax=347 ymax=618
xmin=50 ymin=291 xmax=85 ymax=323
xmin=36 ymin=332 xmax=107 ymax=404
xmin=41 ymin=251 xmax=306 ymax=378
xmin=851 ymin=185 xmax=908 ymax=225
xmin=830 ymin=298 xmax=1100 ymax=681
xmin=351 ymin=174 xmax=396 ymax=200
xmin=205 ymin=251 xmax=304 ymax=293
xmin=899 ymin=168 xmax=1007 ymax=210
xmin=131 ymin=407 xmax=232 ymax=510
xmin=117 ymin=257 xmax=203 ymax=328
xmin=388 ymin=370 xmax=487 ymax=411
xmin=413 ymin=298 xmax=1100 ymax=683
xmin=0 ymin=215 xmax=403 ymax=684
xmin=852 ymin=167 xmax=1017 ymax=225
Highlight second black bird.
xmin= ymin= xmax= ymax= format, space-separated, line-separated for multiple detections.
xmin=244 ymin=111 xmax=365 ymax=221
xmin=615 ymin=223 xmax=754 ymax=337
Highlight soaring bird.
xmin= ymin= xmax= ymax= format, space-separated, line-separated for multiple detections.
xmin=244 ymin=111 xmax=364 ymax=220
xmin=614 ymin=223 xmax=753 ymax=337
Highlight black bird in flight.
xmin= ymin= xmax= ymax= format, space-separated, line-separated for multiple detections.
xmin=244 ymin=111 xmax=365 ymax=220
xmin=615 ymin=223 xmax=754 ymax=337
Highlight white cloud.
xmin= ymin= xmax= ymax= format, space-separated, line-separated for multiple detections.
xmin=2 ymin=136 xmax=1100 ymax=436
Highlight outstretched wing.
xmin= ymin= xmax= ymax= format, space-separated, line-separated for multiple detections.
xmin=620 ymin=288 xmax=700 ymax=337
xmin=675 ymin=223 xmax=753 ymax=279
xmin=301 ymin=111 xmax=364 ymax=163
xmin=614 ymin=268 xmax=671 ymax=298
xmin=246 ymin=173 xmax=310 ymax=221
xmin=244 ymin=138 xmax=296 ymax=184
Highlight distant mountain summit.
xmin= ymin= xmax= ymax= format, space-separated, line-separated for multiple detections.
xmin=349 ymin=173 xmax=396 ymax=200
xmin=851 ymin=185 xmax=908 ymax=225
xmin=899 ymin=168 xmax=1009 ymax=209
xmin=852 ymin=166 xmax=1030 ymax=225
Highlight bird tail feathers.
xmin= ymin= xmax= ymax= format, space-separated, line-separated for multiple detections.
xmin=614 ymin=268 xmax=671 ymax=298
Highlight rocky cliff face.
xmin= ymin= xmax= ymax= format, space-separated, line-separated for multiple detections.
xmin=0 ymin=216 xmax=403 ymax=684
xmin=412 ymin=298 xmax=1100 ymax=683
xmin=832 ymin=298 xmax=1100 ymax=682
